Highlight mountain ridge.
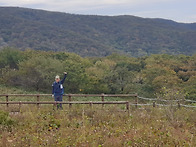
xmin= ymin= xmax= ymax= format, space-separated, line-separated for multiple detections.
xmin=0 ymin=7 xmax=196 ymax=56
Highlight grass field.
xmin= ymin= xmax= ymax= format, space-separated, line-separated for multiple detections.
xmin=0 ymin=104 xmax=195 ymax=146
xmin=0 ymin=85 xmax=196 ymax=146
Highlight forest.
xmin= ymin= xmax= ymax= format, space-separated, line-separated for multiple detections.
xmin=0 ymin=47 xmax=195 ymax=100
xmin=1 ymin=7 xmax=196 ymax=57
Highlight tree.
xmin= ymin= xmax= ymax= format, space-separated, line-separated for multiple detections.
xmin=8 ymin=56 xmax=64 ymax=92
xmin=0 ymin=47 xmax=24 ymax=69
xmin=61 ymin=53 xmax=90 ymax=93
xmin=104 ymin=65 xmax=135 ymax=94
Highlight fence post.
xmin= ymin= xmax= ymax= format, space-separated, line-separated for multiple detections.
xmin=178 ymin=101 xmax=181 ymax=109
xmin=68 ymin=94 xmax=72 ymax=108
xmin=101 ymin=93 xmax=105 ymax=108
xmin=6 ymin=95 xmax=9 ymax=107
xmin=126 ymin=101 xmax=130 ymax=115
xmin=135 ymin=96 xmax=138 ymax=108
xmin=37 ymin=95 xmax=40 ymax=109
xmin=153 ymin=101 xmax=156 ymax=107
xmin=53 ymin=101 xmax=57 ymax=110
xmin=19 ymin=101 xmax=22 ymax=112
xmin=89 ymin=101 xmax=93 ymax=108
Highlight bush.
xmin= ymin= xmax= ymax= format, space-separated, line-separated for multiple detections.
xmin=0 ymin=110 xmax=15 ymax=126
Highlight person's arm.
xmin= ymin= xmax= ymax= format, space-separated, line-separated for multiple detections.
xmin=61 ymin=72 xmax=67 ymax=84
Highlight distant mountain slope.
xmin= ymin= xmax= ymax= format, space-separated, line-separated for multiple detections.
xmin=0 ymin=7 xmax=196 ymax=56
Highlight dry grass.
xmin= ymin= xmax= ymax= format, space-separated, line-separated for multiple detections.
xmin=0 ymin=105 xmax=196 ymax=146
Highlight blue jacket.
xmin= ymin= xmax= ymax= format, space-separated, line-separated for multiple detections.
xmin=52 ymin=74 xmax=67 ymax=96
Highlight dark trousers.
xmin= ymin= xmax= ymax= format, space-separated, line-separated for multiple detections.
xmin=54 ymin=95 xmax=63 ymax=109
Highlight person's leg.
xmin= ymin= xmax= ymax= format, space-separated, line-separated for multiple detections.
xmin=55 ymin=95 xmax=61 ymax=109
xmin=59 ymin=95 xmax=63 ymax=109
xmin=55 ymin=95 xmax=63 ymax=110
xmin=54 ymin=95 xmax=58 ymax=101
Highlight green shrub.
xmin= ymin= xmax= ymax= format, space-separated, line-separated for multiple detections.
xmin=0 ymin=110 xmax=15 ymax=126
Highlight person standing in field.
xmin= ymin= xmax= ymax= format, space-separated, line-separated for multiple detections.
xmin=52 ymin=72 xmax=67 ymax=109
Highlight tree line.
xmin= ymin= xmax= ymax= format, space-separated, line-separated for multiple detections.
xmin=0 ymin=47 xmax=195 ymax=100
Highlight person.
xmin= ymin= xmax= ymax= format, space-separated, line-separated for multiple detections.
xmin=52 ymin=72 xmax=67 ymax=109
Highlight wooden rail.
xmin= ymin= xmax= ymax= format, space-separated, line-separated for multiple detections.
xmin=0 ymin=94 xmax=138 ymax=97
xmin=0 ymin=94 xmax=138 ymax=113
xmin=0 ymin=94 xmax=137 ymax=104
xmin=0 ymin=101 xmax=129 ymax=105
xmin=0 ymin=101 xmax=130 ymax=113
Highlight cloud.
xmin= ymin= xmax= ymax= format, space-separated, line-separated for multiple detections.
xmin=0 ymin=0 xmax=195 ymax=22
xmin=0 ymin=0 xmax=176 ymax=8
xmin=0 ymin=0 xmax=44 ymax=5
xmin=35 ymin=0 xmax=177 ymax=14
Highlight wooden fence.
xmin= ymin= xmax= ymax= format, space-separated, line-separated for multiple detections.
xmin=0 ymin=94 xmax=195 ymax=112
xmin=0 ymin=94 xmax=138 ymax=113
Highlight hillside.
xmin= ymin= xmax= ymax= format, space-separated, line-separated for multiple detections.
xmin=0 ymin=7 xmax=196 ymax=57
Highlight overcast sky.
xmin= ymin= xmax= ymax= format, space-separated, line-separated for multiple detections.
xmin=0 ymin=0 xmax=196 ymax=23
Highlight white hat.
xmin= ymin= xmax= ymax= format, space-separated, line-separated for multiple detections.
xmin=55 ymin=75 xmax=60 ymax=79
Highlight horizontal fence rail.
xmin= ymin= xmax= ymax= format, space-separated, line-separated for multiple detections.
xmin=0 ymin=101 xmax=129 ymax=105
xmin=0 ymin=94 xmax=138 ymax=97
